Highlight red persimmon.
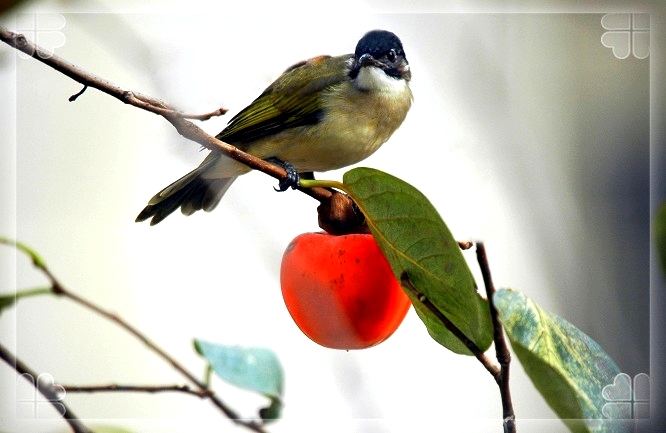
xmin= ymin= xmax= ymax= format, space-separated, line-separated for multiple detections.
xmin=280 ymin=232 xmax=410 ymax=350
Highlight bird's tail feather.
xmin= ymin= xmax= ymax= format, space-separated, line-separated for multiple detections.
xmin=136 ymin=165 xmax=237 ymax=225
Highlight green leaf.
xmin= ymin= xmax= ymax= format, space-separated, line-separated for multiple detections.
xmin=341 ymin=167 xmax=493 ymax=355
xmin=193 ymin=339 xmax=284 ymax=400
xmin=495 ymin=289 xmax=630 ymax=433
xmin=0 ymin=294 xmax=15 ymax=314
xmin=655 ymin=202 xmax=666 ymax=275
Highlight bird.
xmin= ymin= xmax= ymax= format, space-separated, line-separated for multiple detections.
xmin=136 ymin=29 xmax=412 ymax=225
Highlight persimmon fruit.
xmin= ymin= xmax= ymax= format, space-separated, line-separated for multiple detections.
xmin=280 ymin=232 xmax=410 ymax=350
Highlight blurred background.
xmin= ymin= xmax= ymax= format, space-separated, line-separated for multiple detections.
xmin=1 ymin=1 xmax=663 ymax=432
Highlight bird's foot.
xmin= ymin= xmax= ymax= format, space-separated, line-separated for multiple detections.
xmin=265 ymin=157 xmax=301 ymax=192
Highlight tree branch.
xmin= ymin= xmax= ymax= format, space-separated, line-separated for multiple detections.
xmin=0 ymin=343 xmax=93 ymax=433
xmin=62 ymin=383 xmax=212 ymax=398
xmin=475 ymin=242 xmax=516 ymax=433
xmin=0 ymin=26 xmax=332 ymax=205
xmin=1 ymin=238 xmax=268 ymax=433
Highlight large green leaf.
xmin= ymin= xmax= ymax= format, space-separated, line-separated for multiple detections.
xmin=193 ymin=339 xmax=284 ymax=422
xmin=341 ymin=168 xmax=493 ymax=355
xmin=494 ymin=289 xmax=629 ymax=433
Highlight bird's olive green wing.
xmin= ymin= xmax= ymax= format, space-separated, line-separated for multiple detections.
xmin=216 ymin=54 xmax=351 ymax=146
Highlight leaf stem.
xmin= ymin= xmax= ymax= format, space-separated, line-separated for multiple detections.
xmin=298 ymin=179 xmax=346 ymax=190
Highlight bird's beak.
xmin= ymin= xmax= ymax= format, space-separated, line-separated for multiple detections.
xmin=358 ymin=53 xmax=381 ymax=68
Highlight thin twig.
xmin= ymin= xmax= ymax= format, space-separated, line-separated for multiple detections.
xmin=62 ymin=383 xmax=212 ymax=398
xmin=399 ymin=272 xmax=500 ymax=377
xmin=68 ymin=84 xmax=87 ymax=102
xmin=178 ymin=107 xmax=228 ymax=120
xmin=0 ymin=343 xmax=93 ymax=433
xmin=475 ymin=242 xmax=516 ymax=433
xmin=0 ymin=26 xmax=332 ymax=204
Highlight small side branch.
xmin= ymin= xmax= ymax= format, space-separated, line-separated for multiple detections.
xmin=178 ymin=107 xmax=228 ymax=121
xmin=0 ymin=343 xmax=93 ymax=433
xmin=62 ymin=383 xmax=212 ymax=398
xmin=476 ymin=242 xmax=516 ymax=433
xmin=68 ymin=84 xmax=88 ymax=102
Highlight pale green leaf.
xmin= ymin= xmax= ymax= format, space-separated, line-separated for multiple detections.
xmin=495 ymin=289 xmax=630 ymax=433
xmin=193 ymin=339 xmax=284 ymax=400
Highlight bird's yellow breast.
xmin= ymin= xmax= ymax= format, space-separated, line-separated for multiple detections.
xmin=272 ymin=77 xmax=412 ymax=172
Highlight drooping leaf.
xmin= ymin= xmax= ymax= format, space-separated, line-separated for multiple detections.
xmin=341 ymin=167 xmax=493 ymax=355
xmin=494 ymin=289 xmax=630 ymax=433
xmin=193 ymin=339 xmax=284 ymax=401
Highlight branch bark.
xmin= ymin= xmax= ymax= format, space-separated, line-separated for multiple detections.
xmin=476 ymin=242 xmax=516 ymax=433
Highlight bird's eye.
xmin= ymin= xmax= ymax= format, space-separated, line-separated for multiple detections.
xmin=386 ymin=49 xmax=397 ymax=63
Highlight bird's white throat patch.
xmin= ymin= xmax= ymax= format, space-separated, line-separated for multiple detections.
xmin=354 ymin=66 xmax=407 ymax=93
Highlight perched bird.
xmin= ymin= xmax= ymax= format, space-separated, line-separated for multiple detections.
xmin=136 ymin=29 xmax=412 ymax=225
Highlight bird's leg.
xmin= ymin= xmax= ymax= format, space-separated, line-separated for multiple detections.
xmin=265 ymin=157 xmax=304 ymax=192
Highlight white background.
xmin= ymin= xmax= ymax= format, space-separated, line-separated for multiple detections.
xmin=1 ymin=1 xmax=664 ymax=433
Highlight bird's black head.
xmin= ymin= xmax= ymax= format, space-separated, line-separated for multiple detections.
xmin=350 ymin=30 xmax=410 ymax=81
